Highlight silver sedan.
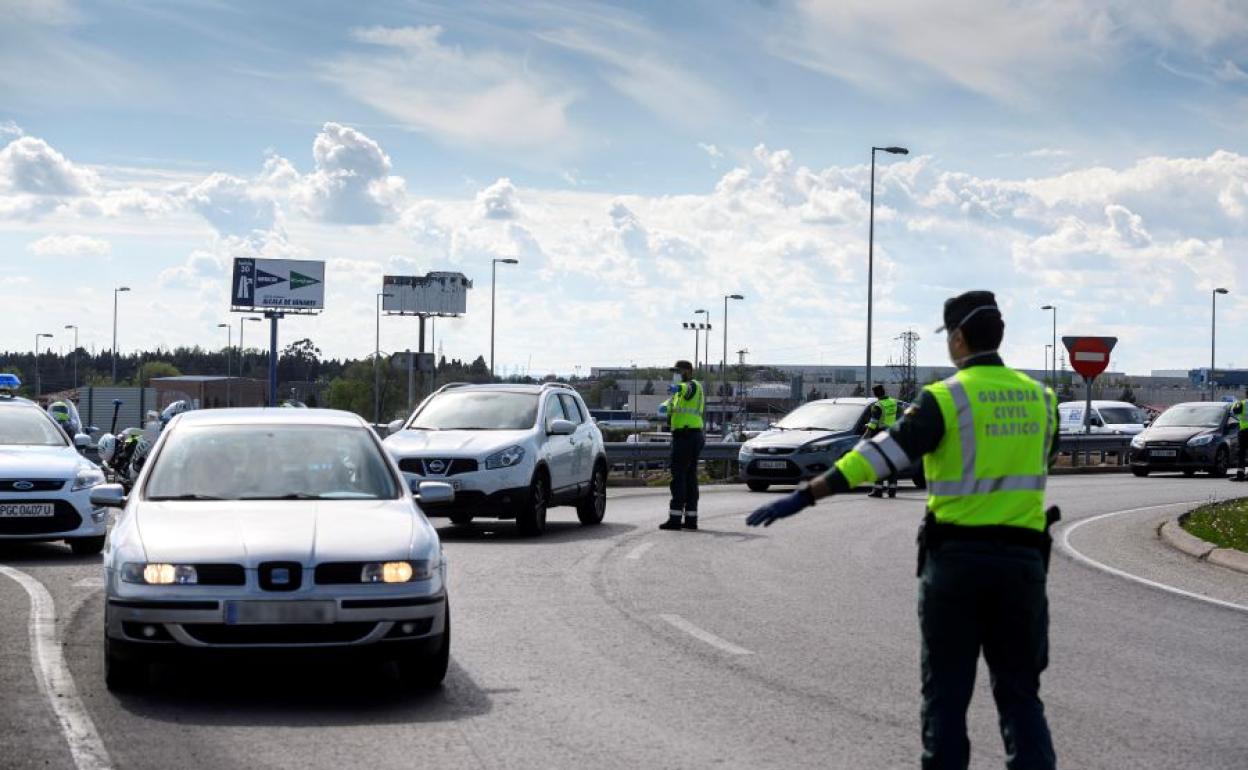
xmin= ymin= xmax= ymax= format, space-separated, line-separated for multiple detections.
xmin=94 ymin=408 xmax=452 ymax=692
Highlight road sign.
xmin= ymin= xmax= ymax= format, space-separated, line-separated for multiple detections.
xmin=1062 ymin=336 xmax=1117 ymax=379
xmin=383 ymin=273 xmax=472 ymax=315
xmin=231 ymin=258 xmax=325 ymax=311
xmin=390 ymin=352 xmax=436 ymax=373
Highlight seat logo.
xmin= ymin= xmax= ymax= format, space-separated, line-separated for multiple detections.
xmin=12 ymin=481 xmax=33 ymax=491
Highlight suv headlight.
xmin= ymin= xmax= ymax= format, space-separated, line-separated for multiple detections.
xmin=360 ymin=559 xmax=437 ymax=583
xmin=121 ymin=563 xmax=198 ymax=585
xmin=1188 ymin=433 xmax=1215 ymax=447
xmin=485 ymin=445 xmax=525 ymax=469
xmin=1130 ymin=435 xmax=1146 ymax=449
xmin=71 ymin=467 xmax=106 ymax=491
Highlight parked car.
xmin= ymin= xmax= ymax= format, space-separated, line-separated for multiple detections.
xmin=0 ymin=375 xmax=107 ymax=554
xmin=97 ymin=407 xmax=452 ymax=691
xmin=1128 ymin=401 xmax=1237 ymax=477
xmin=1058 ymin=400 xmax=1148 ymax=435
xmin=738 ymin=397 xmax=924 ymax=492
xmin=384 ymin=382 xmax=607 ymax=535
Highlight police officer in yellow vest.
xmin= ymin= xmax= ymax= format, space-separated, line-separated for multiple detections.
xmin=748 ymin=291 xmax=1059 ymax=770
xmin=1231 ymin=387 xmax=1248 ymax=481
xmin=660 ymin=360 xmax=705 ymax=530
xmin=866 ymin=383 xmax=900 ymax=498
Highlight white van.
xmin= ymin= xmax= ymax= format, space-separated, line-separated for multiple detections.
xmin=1058 ymin=400 xmax=1149 ymax=435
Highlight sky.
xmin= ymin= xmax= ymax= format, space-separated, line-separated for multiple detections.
xmin=1 ymin=0 xmax=1247 ymax=377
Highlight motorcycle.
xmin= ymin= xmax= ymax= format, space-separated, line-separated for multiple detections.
xmin=97 ymin=400 xmax=191 ymax=491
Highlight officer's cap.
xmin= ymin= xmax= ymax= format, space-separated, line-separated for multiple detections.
xmin=935 ymin=290 xmax=1001 ymax=334
xmin=671 ymin=360 xmax=694 ymax=372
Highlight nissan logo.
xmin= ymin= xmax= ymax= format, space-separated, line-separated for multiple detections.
xmin=427 ymin=460 xmax=446 ymax=473
xmin=12 ymin=481 xmax=34 ymax=491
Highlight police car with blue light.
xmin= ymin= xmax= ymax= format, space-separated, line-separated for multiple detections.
xmin=0 ymin=374 xmax=108 ymax=554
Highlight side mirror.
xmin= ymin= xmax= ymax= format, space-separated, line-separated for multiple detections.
xmin=415 ymin=481 xmax=454 ymax=506
xmin=89 ymin=484 xmax=127 ymax=508
xmin=386 ymin=419 xmax=405 ymax=435
xmin=74 ymin=434 xmax=91 ymax=449
xmin=548 ymin=418 xmax=575 ymax=436
xmin=86 ymin=425 xmax=99 ymax=434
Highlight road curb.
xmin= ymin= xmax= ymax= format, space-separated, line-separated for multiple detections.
xmin=1158 ymin=513 xmax=1248 ymax=574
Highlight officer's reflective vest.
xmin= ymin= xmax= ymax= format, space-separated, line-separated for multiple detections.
xmin=666 ymin=381 xmax=705 ymax=430
xmin=868 ymin=397 xmax=898 ymax=431
xmin=1234 ymin=400 xmax=1248 ymax=431
xmin=921 ymin=367 xmax=1056 ymax=532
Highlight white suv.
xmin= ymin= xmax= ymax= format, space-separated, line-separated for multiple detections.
xmin=384 ymin=383 xmax=607 ymax=536
xmin=0 ymin=386 xmax=108 ymax=554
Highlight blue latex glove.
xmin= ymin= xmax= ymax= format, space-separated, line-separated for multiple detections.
xmin=746 ymin=489 xmax=814 ymax=527
xmin=667 ymin=383 xmax=681 ymax=394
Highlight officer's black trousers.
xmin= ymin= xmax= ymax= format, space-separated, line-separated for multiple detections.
xmin=1238 ymin=429 xmax=1248 ymax=469
xmin=668 ymin=429 xmax=704 ymax=513
xmin=919 ymin=541 xmax=1056 ymax=770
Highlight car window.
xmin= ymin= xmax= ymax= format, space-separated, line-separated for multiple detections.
xmin=775 ymin=402 xmax=865 ymax=432
xmin=544 ymin=395 xmax=568 ymax=427
xmin=145 ymin=425 xmax=399 ymax=501
xmin=410 ymin=391 xmax=539 ymax=431
xmin=1152 ymin=404 xmax=1226 ymax=429
xmin=558 ymin=394 xmax=584 ymax=424
xmin=1098 ymin=407 xmax=1145 ymax=424
xmin=0 ymin=407 xmax=68 ymax=446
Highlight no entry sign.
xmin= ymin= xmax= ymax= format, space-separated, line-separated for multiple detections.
xmin=1062 ymin=336 xmax=1117 ymax=379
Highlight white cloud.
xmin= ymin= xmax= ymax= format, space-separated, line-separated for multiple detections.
xmin=325 ymin=26 xmax=576 ymax=151
xmin=183 ymin=172 xmax=277 ymax=237
xmin=0 ymin=135 xmax=97 ymax=195
xmin=0 ymin=120 xmax=22 ymax=138
xmin=300 ymin=122 xmax=406 ymax=225
xmin=474 ymin=177 xmax=519 ymax=220
xmin=27 ymin=233 xmax=110 ymax=257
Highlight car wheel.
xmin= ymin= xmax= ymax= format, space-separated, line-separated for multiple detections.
xmin=399 ymin=604 xmax=450 ymax=691
xmin=1131 ymin=466 xmax=1150 ymax=477
xmin=1183 ymin=469 xmax=1197 ymax=477
xmin=746 ymin=481 xmax=770 ymax=492
xmin=69 ymin=535 xmax=105 ymax=556
xmin=104 ymin=635 xmax=148 ymax=692
xmin=516 ymin=472 xmax=548 ymax=536
xmin=1210 ymin=448 xmax=1229 ymax=478
xmin=911 ymin=467 xmax=927 ymax=490
xmin=449 ymin=514 xmax=473 ymax=526
xmin=576 ymin=463 xmax=607 ymax=525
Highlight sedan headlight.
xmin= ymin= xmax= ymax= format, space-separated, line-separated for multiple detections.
xmin=1130 ymin=435 xmax=1146 ymax=449
xmin=71 ymin=467 xmax=106 ymax=491
xmin=121 ymin=562 xmax=198 ymax=585
xmin=740 ymin=443 xmax=755 ymax=455
xmin=1188 ymin=433 xmax=1215 ymax=447
xmin=485 ymin=445 xmax=525 ymax=470
xmin=360 ymin=559 xmax=437 ymax=583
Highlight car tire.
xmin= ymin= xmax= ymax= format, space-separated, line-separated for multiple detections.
xmin=516 ymin=471 xmax=548 ymax=536
xmin=746 ymin=481 xmax=770 ymax=493
xmin=399 ymin=604 xmax=450 ymax=691
xmin=911 ymin=468 xmax=927 ymax=490
xmin=1183 ymin=469 xmax=1197 ymax=477
xmin=104 ymin=635 xmax=148 ymax=692
xmin=449 ymin=514 xmax=473 ymax=526
xmin=69 ymin=535 xmax=105 ymax=556
xmin=576 ymin=462 xmax=607 ymax=525
xmin=1210 ymin=448 xmax=1229 ymax=478
xmin=1131 ymin=466 xmax=1150 ymax=477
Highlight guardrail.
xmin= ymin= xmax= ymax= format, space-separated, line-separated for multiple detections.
xmin=1056 ymin=433 xmax=1133 ymax=466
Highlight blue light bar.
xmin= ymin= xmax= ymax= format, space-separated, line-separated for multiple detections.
xmin=0 ymin=373 xmax=21 ymax=390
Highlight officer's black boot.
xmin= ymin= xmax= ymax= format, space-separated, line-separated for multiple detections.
xmin=1236 ymin=469 xmax=1245 ymax=482
xmin=868 ymin=486 xmax=884 ymax=498
xmin=682 ymin=514 xmax=698 ymax=531
xmin=887 ymin=482 xmax=897 ymax=499
xmin=659 ymin=511 xmax=683 ymax=531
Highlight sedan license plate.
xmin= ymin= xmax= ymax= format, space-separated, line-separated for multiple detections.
xmin=224 ymin=600 xmax=335 ymax=625
xmin=1151 ymin=449 xmax=1178 ymax=458
xmin=0 ymin=503 xmax=54 ymax=518
xmin=757 ymin=460 xmax=788 ymax=469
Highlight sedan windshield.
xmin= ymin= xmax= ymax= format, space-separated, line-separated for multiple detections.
xmin=1099 ymin=407 xmax=1145 ymax=425
xmin=1152 ymin=404 xmax=1226 ymax=429
xmin=775 ymin=402 xmax=865 ymax=432
xmin=409 ymin=392 xmax=538 ymax=431
xmin=145 ymin=425 xmax=399 ymax=501
xmin=0 ymin=408 xmax=68 ymax=446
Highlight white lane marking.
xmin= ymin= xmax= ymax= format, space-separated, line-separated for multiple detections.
xmin=1057 ymin=502 xmax=1248 ymax=615
xmin=0 ymin=564 xmax=113 ymax=770
xmin=659 ymin=613 xmax=753 ymax=655
xmin=625 ymin=542 xmax=654 ymax=561
xmin=74 ymin=577 xmax=104 ymax=589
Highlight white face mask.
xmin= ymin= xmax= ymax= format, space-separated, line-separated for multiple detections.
xmin=672 ymin=373 xmax=682 ymax=384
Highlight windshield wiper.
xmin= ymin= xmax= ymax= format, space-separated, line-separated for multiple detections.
xmin=147 ymin=494 xmax=224 ymax=501
xmin=238 ymin=493 xmax=323 ymax=500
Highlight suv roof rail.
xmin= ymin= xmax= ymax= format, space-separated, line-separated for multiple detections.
xmin=541 ymin=382 xmax=576 ymax=392
xmin=433 ymin=382 xmax=472 ymax=394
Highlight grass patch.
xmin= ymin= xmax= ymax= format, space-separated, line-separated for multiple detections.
xmin=1182 ymin=498 xmax=1248 ymax=552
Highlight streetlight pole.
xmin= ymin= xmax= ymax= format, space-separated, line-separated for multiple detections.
xmin=216 ymin=323 xmax=232 ymax=406
xmin=112 ymin=286 xmax=130 ymax=383
xmin=722 ymin=294 xmax=744 ymax=421
xmin=866 ymin=145 xmax=909 ymax=391
xmin=375 ymin=292 xmax=393 ymax=424
xmin=64 ymin=324 xmax=78 ymax=390
xmin=239 ymin=316 xmax=261 ymax=381
xmin=1044 ymin=344 xmax=1052 ymax=384
xmin=34 ymin=332 xmax=53 ymax=398
xmin=1212 ymin=288 xmax=1229 ymax=401
xmin=1041 ymin=304 xmax=1057 ymax=388
xmin=490 ymin=258 xmax=519 ymax=379
xmin=695 ymin=309 xmax=709 ymax=376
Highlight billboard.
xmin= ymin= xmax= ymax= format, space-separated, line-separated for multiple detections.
xmin=231 ymin=258 xmax=325 ymax=311
xmin=382 ymin=272 xmax=472 ymax=315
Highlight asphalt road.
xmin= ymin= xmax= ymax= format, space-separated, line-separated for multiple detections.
xmin=2 ymin=474 xmax=1247 ymax=770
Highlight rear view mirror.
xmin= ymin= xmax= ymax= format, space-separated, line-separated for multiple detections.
xmin=386 ymin=419 xmax=405 ymax=435
xmin=74 ymin=434 xmax=91 ymax=449
xmin=548 ymin=419 xmax=575 ymax=436
xmin=415 ymin=481 xmax=454 ymax=506
xmin=90 ymin=484 xmax=127 ymax=508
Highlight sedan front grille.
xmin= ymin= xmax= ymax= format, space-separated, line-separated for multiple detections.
xmin=0 ymin=479 xmax=66 ymax=492
xmin=398 ymin=458 xmax=479 ymax=476
xmin=181 ymin=623 xmax=377 ymax=645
